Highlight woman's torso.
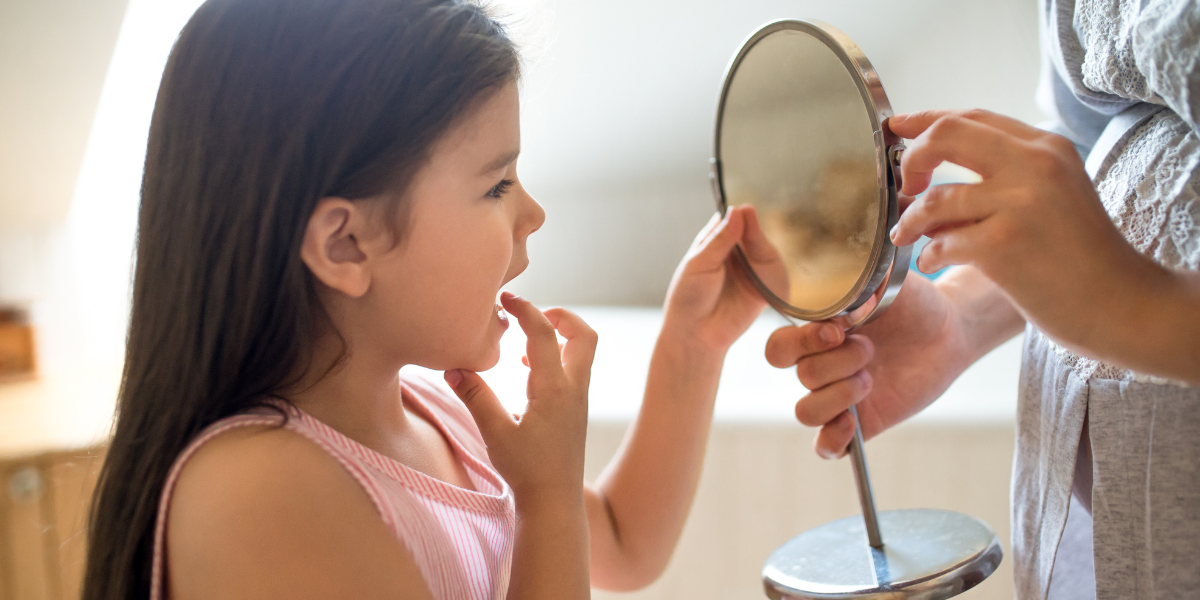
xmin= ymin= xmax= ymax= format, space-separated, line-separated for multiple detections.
xmin=1017 ymin=1 xmax=1200 ymax=599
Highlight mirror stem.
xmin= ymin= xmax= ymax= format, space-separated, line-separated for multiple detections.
xmin=848 ymin=405 xmax=884 ymax=548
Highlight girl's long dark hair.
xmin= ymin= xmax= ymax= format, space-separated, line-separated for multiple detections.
xmin=83 ymin=1 xmax=518 ymax=598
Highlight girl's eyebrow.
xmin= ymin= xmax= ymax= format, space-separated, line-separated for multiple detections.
xmin=480 ymin=149 xmax=520 ymax=175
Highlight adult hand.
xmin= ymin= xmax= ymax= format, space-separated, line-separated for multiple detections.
xmin=766 ymin=270 xmax=1015 ymax=458
xmin=887 ymin=109 xmax=1157 ymax=357
xmin=444 ymin=292 xmax=595 ymax=501
xmin=661 ymin=204 xmax=781 ymax=357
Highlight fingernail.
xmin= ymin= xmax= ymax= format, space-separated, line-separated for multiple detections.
xmin=500 ymin=291 xmax=520 ymax=305
xmin=889 ymin=224 xmax=899 ymax=242
xmin=444 ymin=369 xmax=463 ymax=387
xmin=891 ymin=113 xmax=908 ymax=123
xmin=820 ymin=324 xmax=839 ymax=344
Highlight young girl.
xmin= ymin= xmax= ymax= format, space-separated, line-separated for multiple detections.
xmin=82 ymin=0 xmax=780 ymax=598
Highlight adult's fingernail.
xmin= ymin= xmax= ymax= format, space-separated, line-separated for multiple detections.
xmin=858 ymin=370 xmax=873 ymax=389
xmin=889 ymin=224 xmax=899 ymax=242
xmin=891 ymin=113 xmax=909 ymax=123
xmin=820 ymin=324 xmax=839 ymax=344
xmin=444 ymin=369 xmax=463 ymax=387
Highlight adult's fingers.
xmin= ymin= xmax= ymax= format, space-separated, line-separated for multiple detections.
xmin=890 ymin=183 xmax=993 ymax=246
xmin=891 ymin=109 xmax=1043 ymax=143
xmin=542 ymin=307 xmax=598 ymax=385
xmin=500 ymin=292 xmax=562 ymax=376
xmin=914 ymin=221 xmax=990 ymax=274
xmin=794 ymin=335 xmax=875 ymax=391
xmin=896 ymin=115 xmax=1014 ymax=195
xmin=813 ymin=410 xmax=858 ymax=459
xmin=445 ymin=369 xmax=516 ymax=445
xmin=765 ymin=323 xmax=844 ymax=368
xmin=794 ymin=370 xmax=873 ymax=428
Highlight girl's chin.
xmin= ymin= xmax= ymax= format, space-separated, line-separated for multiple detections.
xmin=458 ymin=341 xmax=504 ymax=373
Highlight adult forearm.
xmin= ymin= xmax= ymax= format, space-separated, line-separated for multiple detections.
xmin=1099 ymin=265 xmax=1200 ymax=385
xmin=587 ymin=329 xmax=724 ymax=590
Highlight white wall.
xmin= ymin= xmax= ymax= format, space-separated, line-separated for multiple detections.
xmin=507 ymin=0 xmax=1043 ymax=305
xmin=0 ymin=0 xmax=130 ymax=376
xmin=0 ymin=0 xmax=129 ymax=226
xmin=0 ymin=0 xmax=1043 ymax=372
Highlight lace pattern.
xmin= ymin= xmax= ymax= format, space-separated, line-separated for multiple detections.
xmin=1034 ymin=0 xmax=1200 ymax=385
xmin=1041 ymin=110 xmax=1200 ymax=385
xmin=1076 ymin=0 xmax=1158 ymax=103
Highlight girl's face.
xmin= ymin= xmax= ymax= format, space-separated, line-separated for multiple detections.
xmin=361 ymin=82 xmax=544 ymax=372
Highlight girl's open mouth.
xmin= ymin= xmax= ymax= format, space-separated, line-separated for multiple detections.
xmin=496 ymin=303 xmax=509 ymax=330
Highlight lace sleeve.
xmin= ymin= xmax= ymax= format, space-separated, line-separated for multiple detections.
xmin=1134 ymin=0 xmax=1200 ymax=135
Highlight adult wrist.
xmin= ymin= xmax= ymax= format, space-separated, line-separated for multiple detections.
xmin=1114 ymin=264 xmax=1200 ymax=384
xmin=934 ymin=266 xmax=1024 ymax=365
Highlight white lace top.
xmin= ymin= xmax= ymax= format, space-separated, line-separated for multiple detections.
xmin=1035 ymin=0 xmax=1200 ymax=383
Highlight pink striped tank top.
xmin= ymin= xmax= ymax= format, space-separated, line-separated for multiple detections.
xmin=150 ymin=374 xmax=516 ymax=600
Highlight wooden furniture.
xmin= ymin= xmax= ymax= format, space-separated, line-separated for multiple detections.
xmin=0 ymin=308 xmax=36 ymax=383
xmin=0 ymin=367 xmax=117 ymax=600
xmin=1 ymin=448 xmax=104 ymax=600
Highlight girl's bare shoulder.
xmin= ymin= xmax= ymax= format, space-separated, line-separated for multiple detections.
xmin=166 ymin=424 xmax=433 ymax=600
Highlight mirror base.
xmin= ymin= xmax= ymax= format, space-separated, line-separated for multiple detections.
xmin=763 ymin=509 xmax=1002 ymax=600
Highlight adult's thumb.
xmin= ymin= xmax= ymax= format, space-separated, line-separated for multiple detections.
xmin=444 ymin=369 xmax=515 ymax=446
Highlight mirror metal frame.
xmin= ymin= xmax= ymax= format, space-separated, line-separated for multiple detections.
xmin=711 ymin=19 xmax=911 ymax=328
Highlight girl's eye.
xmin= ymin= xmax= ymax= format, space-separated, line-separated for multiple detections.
xmin=487 ymin=179 xmax=515 ymax=199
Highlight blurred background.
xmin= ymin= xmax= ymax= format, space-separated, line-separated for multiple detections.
xmin=0 ymin=0 xmax=1040 ymax=598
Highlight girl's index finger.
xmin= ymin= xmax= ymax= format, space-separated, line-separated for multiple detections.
xmin=499 ymin=292 xmax=563 ymax=374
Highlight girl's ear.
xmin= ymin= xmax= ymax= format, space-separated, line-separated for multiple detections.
xmin=301 ymin=198 xmax=373 ymax=298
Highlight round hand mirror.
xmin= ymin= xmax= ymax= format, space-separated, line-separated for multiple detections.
xmin=713 ymin=19 xmax=908 ymax=327
xmin=712 ymin=20 xmax=1002 ymax=600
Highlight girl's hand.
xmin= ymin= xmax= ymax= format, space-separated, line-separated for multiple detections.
xmin=444 ymin=292 xmax=596 ymax=502
xmin=446 ymin=292 xmax=596 ymax=600
xmin=662 ymin=204 xmax=781 ymax=356
xmin=887 ymin=109 xmax=1158 ymax=355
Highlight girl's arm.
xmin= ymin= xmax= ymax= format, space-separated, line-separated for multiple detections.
xmin=584 ymin=206 xmax=777 ymax=590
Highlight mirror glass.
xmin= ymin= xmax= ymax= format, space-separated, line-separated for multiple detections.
xmin=718 ymin=29 xmax=883 ymax=316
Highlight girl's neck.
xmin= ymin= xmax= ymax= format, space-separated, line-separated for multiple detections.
xmin=285 ymin=343 xmax=414 ymax=452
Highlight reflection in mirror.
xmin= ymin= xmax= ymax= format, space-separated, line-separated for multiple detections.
xmin=719 ymin=29 xmax=882 ymax=316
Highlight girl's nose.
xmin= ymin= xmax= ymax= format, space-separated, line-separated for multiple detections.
xmin=521 ymin=189 xmax=545 ymax=237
